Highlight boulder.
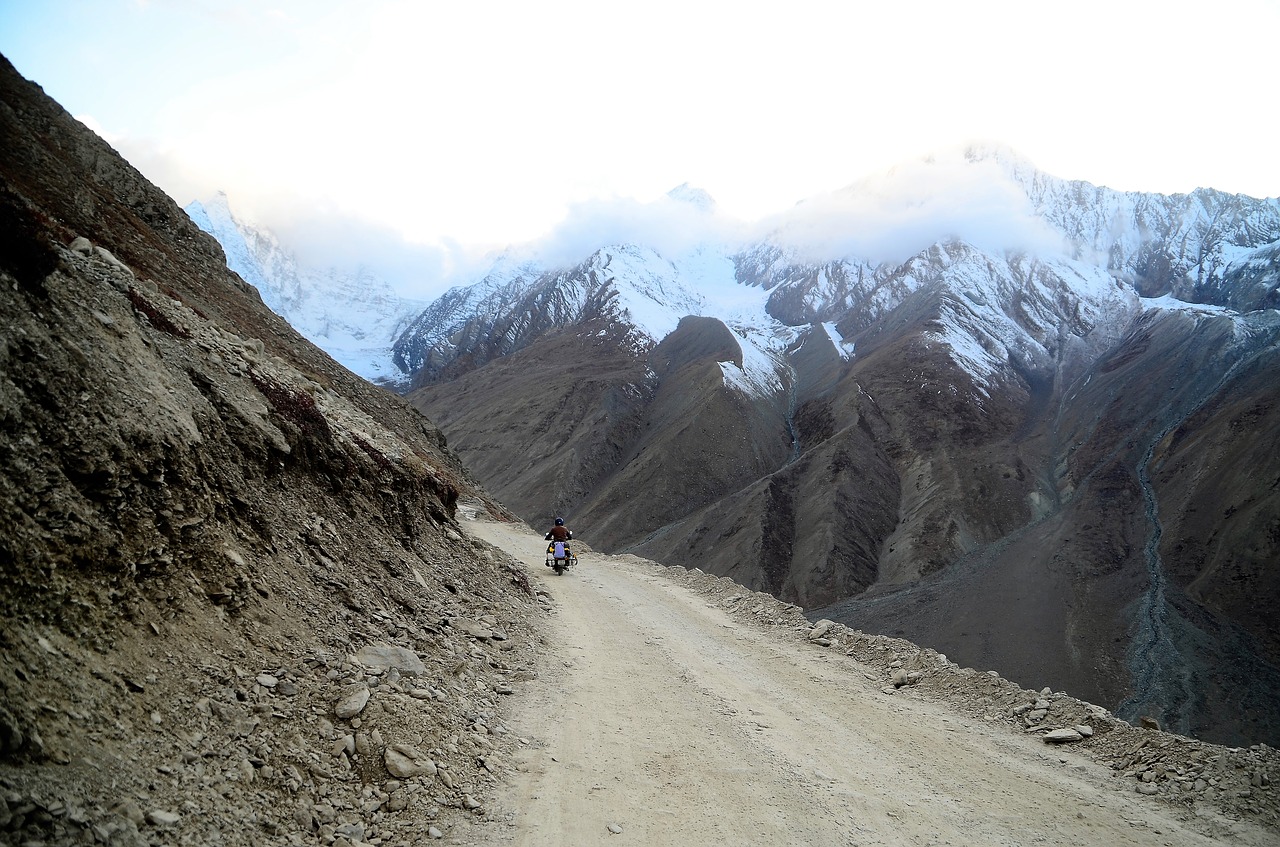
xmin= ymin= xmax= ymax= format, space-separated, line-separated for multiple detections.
xmin=808 ymin=619 xmax=836 ymax=641
xmin=384 ymin=744 xmax=436 ymax=779
xmin=334 ymin=685 xmax=370 ymax=719
xmin=447 ymin=618 xmax=495 ymax=640
xmin=355 ymin=643 xmax=426 ymax=676
xmin=146 ymin=810 xmax=180 ymax=827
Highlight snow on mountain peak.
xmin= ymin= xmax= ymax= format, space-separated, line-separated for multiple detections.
xmin=581 ymin=243 xmax=761 ymax=347
xmin=197 ymin=189 xmax=234 ymax=220
xmin=186 ymin=193 xmax=290 ymax=313
xmin=665 ymin=183 xmax=717 ymax=213
xmin=187 ymin=194 xmax=427 ymax=387
xmin=960 ymin=141 xmax=1040 ymax=175
xmin=199 ymin=146 xmax=1279 ymax=399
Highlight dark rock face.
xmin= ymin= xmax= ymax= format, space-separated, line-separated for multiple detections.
xmin=418 ymin=317 xmax=655 ymax=524
xmin=1 ymin=54 xmax=532 ymax=845
xmin=0 ymin=55 xmax=487 ymax=619
xmin=822 ymin=304 xmax=1280 ymax=746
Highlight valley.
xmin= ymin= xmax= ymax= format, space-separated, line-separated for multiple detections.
xmin=187 ymin=169 xmax=1280 ymax=748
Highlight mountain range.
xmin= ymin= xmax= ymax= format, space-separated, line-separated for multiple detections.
xmin=190 ymin=144 xmax=1280 ymax=746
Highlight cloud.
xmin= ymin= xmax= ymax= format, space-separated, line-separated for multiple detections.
xmin=115 ymin=117 xmax=1071 ymax=303
xmin=235 ymin=202 xmax=504 ymax=302
xmin=100 ymin=128 xmax=486 ymax=300
xmin=520 ymin=190 xmax=749 ymax=269
xmin=757 ymin=146 xmax=1069 ymax=265
xmin=509 ymin=146 xmax=1071 ymax=273
xmin=268 ymin=209 xmax=461 ymax=301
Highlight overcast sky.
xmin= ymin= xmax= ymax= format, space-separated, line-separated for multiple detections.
xmin=2 ymin=0 xmax=1278 ymax=295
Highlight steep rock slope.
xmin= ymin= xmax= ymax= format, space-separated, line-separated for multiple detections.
xmin=409 ymin=316 xmax=654 ymax=526
xmin=574 ymin=315 xmax=794 ymax=547
xmin=401 ymin=148 xmax=1280 ymax=745
xmin=0 ymin=54 xmax=534 ymax=846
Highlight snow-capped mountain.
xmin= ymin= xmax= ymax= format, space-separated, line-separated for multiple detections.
xmin=392 ymin=242 xmax=785 ymax=388
xmin=396 ymin=145 xmax=1278 ymax=396
xmin=399 ymin=148 xmax=1280 ymax=747
xmin=186 ymin=193 xmax=427 ymax=386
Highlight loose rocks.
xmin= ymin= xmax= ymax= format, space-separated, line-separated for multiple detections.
xmin=808 ymin=620 xmax=836 ymax=642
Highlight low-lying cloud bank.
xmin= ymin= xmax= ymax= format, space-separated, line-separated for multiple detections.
xmin=505 ymin=146 xmax=1069 ymax=276
xmin=131 ymin=127 xmax=1070 ymax=300
xmin=761 ymin=151 xmax=1068 ymax=265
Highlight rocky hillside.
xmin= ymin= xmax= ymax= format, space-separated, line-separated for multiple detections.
xmin=0 ymin=54 xmax=542 ymax=846
xmin=401 ymin=154 xmax=1280 ymax=746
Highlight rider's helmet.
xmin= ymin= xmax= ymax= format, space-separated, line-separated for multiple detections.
xmin=554 ymin=517 xmax=564 ymax=526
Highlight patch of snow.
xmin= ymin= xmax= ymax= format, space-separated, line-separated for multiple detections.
xmin=820 ymin=321 xmax=855 ymax=360
xmin=1140 ymin=294 xmax=1233 ymax=316
xmin=920 ymin=251 xmax=1137 ymax=396
xmin=719 ymin=328 xmax=786 ymax=401
xmin=924 ymin=308 xmax=1002 ymax=396
xmin=1140 ymin=294 xmax=1261 ymax=342
xmin=319 ymin=343 xmax=411 ymax=388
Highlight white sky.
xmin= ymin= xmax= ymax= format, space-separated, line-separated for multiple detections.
xmin=2 ymin=0 xmax=1278 ymax=296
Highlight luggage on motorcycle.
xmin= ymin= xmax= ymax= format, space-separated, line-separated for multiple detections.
xmin=546 ymin=540 xmax=573 ymax=574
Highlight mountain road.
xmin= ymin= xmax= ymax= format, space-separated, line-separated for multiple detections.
xmin=462 ymin=518 xmax=1269 ymax=847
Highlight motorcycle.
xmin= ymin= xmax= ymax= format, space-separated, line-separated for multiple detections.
xmin=545 ymin=539 xmax=577 ymax=574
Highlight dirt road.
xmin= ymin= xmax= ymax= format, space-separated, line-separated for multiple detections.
xmin=464 ymin=519 xmax=1270 ymax=846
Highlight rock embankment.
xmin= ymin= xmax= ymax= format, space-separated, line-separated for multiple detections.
xmin=0 ymin=520 xmax=550 ymax=846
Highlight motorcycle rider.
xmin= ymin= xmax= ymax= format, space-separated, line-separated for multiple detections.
xmin=545 ymin=517 xmax=572 ymax=542
xmin=545 ymin=517 xmax=572 ymax=566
